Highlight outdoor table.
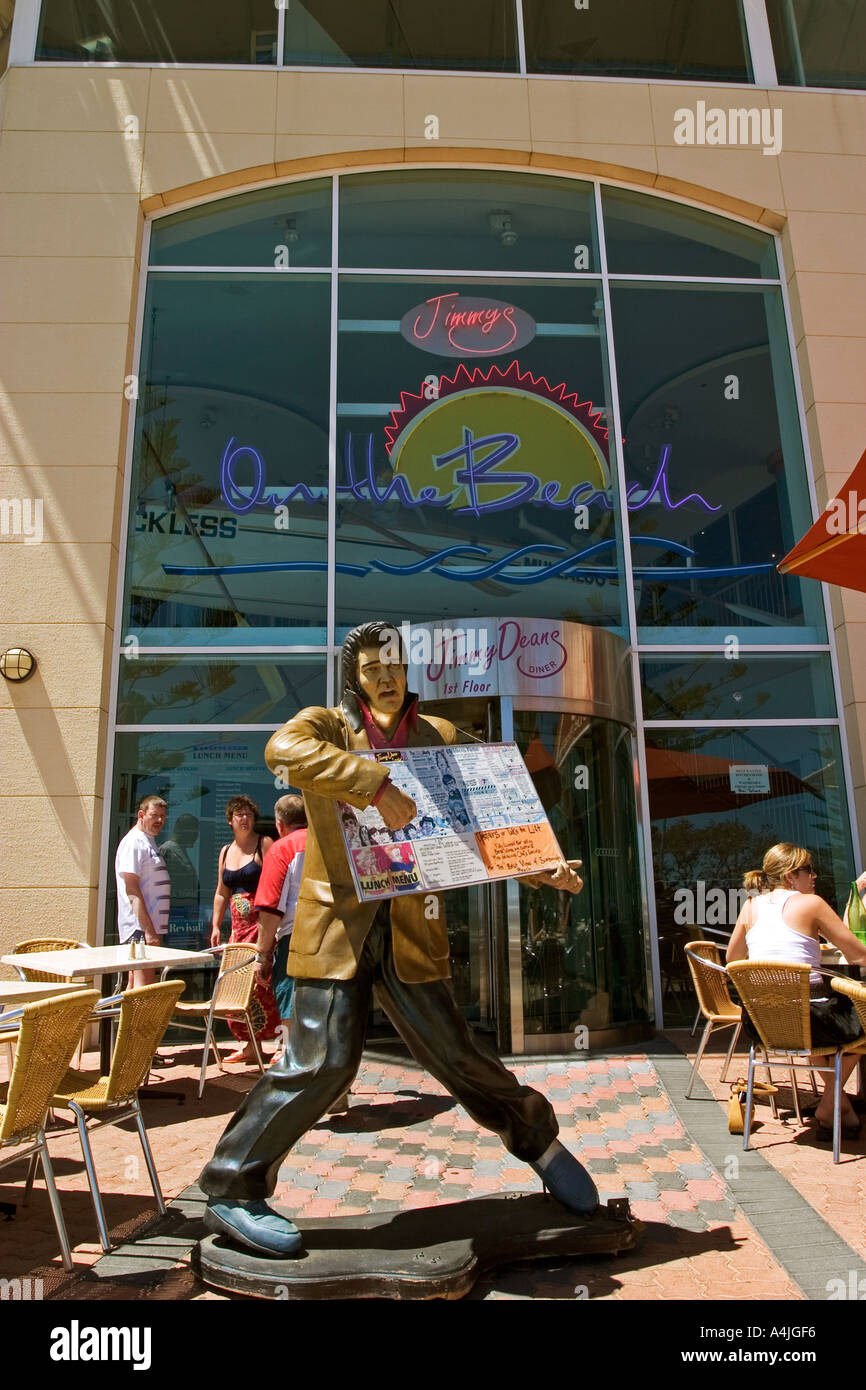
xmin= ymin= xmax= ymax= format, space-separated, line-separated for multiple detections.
xmin=0 ymin=979 xmax=88 ymax=1008
xmin=0 ymin=945 xmax=216 ymax=1076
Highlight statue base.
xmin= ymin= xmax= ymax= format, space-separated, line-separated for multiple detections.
xmin=195 ymin=1194 xmax=643 ymax=1300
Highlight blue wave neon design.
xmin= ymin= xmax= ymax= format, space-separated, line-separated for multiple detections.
xmin=163 ymin=536 xmax=775 ymax=584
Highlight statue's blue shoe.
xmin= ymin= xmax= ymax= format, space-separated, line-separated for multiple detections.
xmin=204 ymin=1199 xmax=304 ymax=1257
xmin=530 ymin=1144 xmax=599 ymax=1216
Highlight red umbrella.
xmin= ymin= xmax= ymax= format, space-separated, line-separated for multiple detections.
xmin=778 ymin=444 xmax=866 ymax=593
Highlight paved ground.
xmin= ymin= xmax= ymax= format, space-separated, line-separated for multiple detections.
xmin=1 ymin=1031 xmax=863 ymax=1302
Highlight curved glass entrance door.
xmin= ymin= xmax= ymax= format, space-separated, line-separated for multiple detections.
xmin=513 ymin=712 xmax=650 ymax=1050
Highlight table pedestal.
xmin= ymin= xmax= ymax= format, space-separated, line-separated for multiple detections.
xmin=195 ymin=1194 xmax=643 ymax=1300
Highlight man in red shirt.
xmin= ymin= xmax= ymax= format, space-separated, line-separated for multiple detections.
xmin=253 ymin=795 xmax=307 ymax=1053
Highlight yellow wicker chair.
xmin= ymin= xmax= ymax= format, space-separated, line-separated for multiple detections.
xmin=9 ymin=938 xmax=92 ymax=1069
xmin=683 ymin=942 xmax=743 ymax=1097
xmin=50 ymin=980 xmax=185 ymax=1253
xmin=727 ymin=960 xmax=866 ymax=1163
xmin=0 ymin=989 xmax=99 ymax=1270
xmin=10 ymin=937 xmax=88 ymax=983
xmin=170 ymin=943 xmax=265 ymax=1097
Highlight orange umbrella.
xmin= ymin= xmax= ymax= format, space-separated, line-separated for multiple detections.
xmin=778 ymin=444 xmax=866 ymax=593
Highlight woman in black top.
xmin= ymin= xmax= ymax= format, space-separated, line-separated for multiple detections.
xmin=211 ymin=795 xmax=279 ymax=1065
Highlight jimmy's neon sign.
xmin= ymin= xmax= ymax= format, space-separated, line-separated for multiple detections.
xmin=400 ymin=293 xmax=536 ymax=357
xmin=219 ymin=437 xmax=721 ymax=520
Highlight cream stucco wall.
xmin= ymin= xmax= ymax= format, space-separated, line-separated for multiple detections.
xmin=1 ymin=64 xmax=865 ymax=962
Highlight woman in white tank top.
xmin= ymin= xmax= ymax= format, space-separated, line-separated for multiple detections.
xmin=727 ymin=842 xmax=866 ymax=1137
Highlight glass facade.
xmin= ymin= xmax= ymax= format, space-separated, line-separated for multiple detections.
xmin=767 ymin=0 xmax=866 ymax=89
xmin=109 ymin=169 xmax=853 ymax=1048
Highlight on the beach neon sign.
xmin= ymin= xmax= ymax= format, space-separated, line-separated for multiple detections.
xmin=219 ymin=436 xmax=720 ymax=520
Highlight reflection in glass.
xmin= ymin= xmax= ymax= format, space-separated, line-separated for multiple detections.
xmin=37 ymin=0 xmax=279 ymax=62
xmin=283 ymin=0 xmax=518 ymax=70
xmin=150 ymin=182 xmax=333 ymax=269
xmin=123 ymin=274 xmax=330 ymax=644
xmin=515 ymin=713 xmax=648 ymax=1037
xmin=602 ymin=187 xmax=779 ymax=279
xmin=335 ymin=276 xmax=627 ymax=635
xmin=339 ymin=170 xmax=597 ymax=273
xmin=117 ymin=655 xmax=326 ymax=725
xmin=767 ymin=0 xmax=866 ymax=89
xmin=108 ymin=731 xmax=288 ymax=999
xmin=641 ymin=653 xmax=837 ymax=722
xmin=648 ymin=726 xmax=855 ymax=1024
xmin=609 ymin=283 xmax=825 ymax=643
xmin=523 ymin=0 xmax=750 ymax=80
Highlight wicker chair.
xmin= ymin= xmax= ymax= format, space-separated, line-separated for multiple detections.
xmin=0 ymin=989 xmax=100 ymax=1270
xmin=727 ymin=960 xmax=866 ymax=1162
xmin=10 ymin=938 xmax=88 ymax=983
xmin=170 ymin=944 xmax=265 ymax=1097
xmin=50 ymin=980 xmax=185 ymax=1253
xmin=683 ymin=942 xmax=743 ymax=1097
xmin=9 ymin=939 xmax=92 ymax=1069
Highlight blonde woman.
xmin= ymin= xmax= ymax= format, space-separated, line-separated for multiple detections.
xmin=726 ymin=843 xmax=866 ymax=1138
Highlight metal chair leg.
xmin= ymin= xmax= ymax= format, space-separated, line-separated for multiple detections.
xmin=23 ymin=1152 xmax=39 ymax=1203
xmin=833 ymin=1051 xmax=842 ymax=1165
xmin=71 ymin=1104 xmax=112 ymax=1253
xmin=133 ymin=1103 xmax=166 ymax=1216
xmin=743 ymin=1046 xmax=757 ymax=1151
xmin=690 ymin=1006 xmax=701 ymax=1038
xmin=685 ymin=1019 xmax=714 ymax=1099
xmin=789 ymin=1067 xmax=802 ymax=1125
xmin=247 ymin=1016 xmax=265 ymax=1075
xmin=38 ymin=1136 xmax=74 ymax=1272
xmin=720 ymin=1022 xmax=742 ymax=1084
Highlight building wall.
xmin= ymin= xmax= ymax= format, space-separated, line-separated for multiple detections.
xmin=1 ymin=64 xmax=865 ymax=960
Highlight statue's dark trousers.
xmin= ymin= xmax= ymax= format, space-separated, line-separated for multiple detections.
xmin=200 ymin=906 xmax=557 ymax=1200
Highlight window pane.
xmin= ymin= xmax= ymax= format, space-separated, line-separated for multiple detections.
xmin=150 ymin=183 xmax=332 ymax=269
xmin=767 ymin=0 xmax=866 ymax=89
xmin=524 ymin=0 xmax=750 ymax=80
xmin=641 ymin=653 xmax=837 ymax=721
xmin=515 ymin=713 xmax=648 ymax=1036
xmin=283 ymin=0 xmax=518 ymax=71
xmin=334 ymin=275 xmax=629 ymax=634
xmin=602 ymin=186 xmax=779 ymax=279
xmin=648 ymin=726 xmax=855 ymax=1025
xmin=37 ymin=0 xmax=279 ymax=62
xmin=609 ymin=283 xmax=826 ymax=644
xmin=123 ymin=274 xmax=330 ymax=645
xmin=117 ymin=655 xmax=326 ymax=725
xmin=339 ymin=170 xmax=597 ymax=273
xmin=107 ymin=731 xmax=291 ymax=958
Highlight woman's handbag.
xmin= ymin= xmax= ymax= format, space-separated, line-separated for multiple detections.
xmin=728 ymin=1078 xmax=778 ymax=1134
xmin=845 ymin=881 xmax=866 ymax=947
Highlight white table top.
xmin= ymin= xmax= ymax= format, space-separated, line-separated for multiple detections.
xmin=0 ymin=944 xmax=215 ymax=977
xmin=0 ymin=980 xmax=89 ymax=1006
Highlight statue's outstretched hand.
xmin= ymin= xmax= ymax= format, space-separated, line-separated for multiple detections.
xmin=377 ymin=783 xmax=417 ymax=830
xmin=520 ymin=858 xmax=584 ymax=894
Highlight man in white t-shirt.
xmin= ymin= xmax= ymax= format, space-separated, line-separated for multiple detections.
xmin=115 ymin=794 xmax=170 ymax=989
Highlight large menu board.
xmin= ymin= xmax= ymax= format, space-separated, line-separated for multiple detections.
xmin=337 ymin=743 xmax=564 ymax=902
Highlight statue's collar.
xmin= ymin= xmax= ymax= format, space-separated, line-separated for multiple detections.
xmin=340 ymin=689 xmax=418 ymax=735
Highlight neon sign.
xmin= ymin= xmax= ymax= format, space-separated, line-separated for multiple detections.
xmin=400 ymin=293 xmax=536 ymax=358
xmin=219 ymin=435 xmax=720 ymax=520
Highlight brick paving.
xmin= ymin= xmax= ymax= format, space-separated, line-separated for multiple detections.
xmin=1 ymin=1033 xmax=862 ymax=1301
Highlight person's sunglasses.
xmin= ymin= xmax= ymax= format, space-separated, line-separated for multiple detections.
xmin=796 ymin=863 xmax=816 ymax=875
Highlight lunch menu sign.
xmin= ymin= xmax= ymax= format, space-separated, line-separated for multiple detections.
xmin=337 ymin=742 xmax=563 ymax=902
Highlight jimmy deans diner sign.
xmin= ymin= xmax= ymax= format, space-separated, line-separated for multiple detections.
xmin=400 ymin=292 xmax=536 ymax=357
xmin=401 ymin=616 xmax=570 ymax=701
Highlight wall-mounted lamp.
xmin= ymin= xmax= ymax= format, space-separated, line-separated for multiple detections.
xmin=0 ymin=648 xmax=37 ymax=682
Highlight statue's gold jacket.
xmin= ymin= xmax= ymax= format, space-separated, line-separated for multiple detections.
xmin=264 ymin=699 xmax=458 ymax=983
